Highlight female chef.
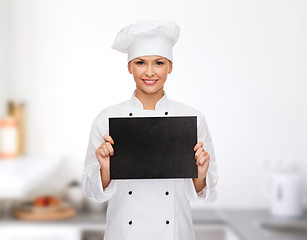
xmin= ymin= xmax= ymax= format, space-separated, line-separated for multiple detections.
xmin=82 ymin=20 xmax=218 ymax=240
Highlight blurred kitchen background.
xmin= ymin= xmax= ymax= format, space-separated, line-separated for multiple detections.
xmin=0 ymin=0 xmax=307 ymax=239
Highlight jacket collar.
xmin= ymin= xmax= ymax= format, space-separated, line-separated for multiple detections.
xmin=130 ymin=89 xmax=168 ymax=110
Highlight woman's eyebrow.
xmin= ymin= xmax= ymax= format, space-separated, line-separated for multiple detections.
xmin=135 ymin=58 xmax=165 ymax=61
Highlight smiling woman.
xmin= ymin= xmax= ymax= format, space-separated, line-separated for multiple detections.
xmin=128 ymin=55 xmax=173 ymax=110
xmin=82 ymin=20 xmax=218 ymax=240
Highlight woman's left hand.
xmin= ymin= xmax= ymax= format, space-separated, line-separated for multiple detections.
xmin=194 ymin=142 xmax=210 ymax=179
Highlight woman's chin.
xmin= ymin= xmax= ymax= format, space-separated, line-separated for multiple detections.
xmin=136 ymin=86 xmax=163 ymax=95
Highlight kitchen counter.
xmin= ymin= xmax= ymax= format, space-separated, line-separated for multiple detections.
xmin=192 ymin=209 xmax=307 ymax=240
xmin=1 ymin=208 xmax=307 ymax=240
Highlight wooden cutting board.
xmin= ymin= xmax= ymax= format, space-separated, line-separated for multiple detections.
xmin=14 ymin=205 xmax=76 ymax=221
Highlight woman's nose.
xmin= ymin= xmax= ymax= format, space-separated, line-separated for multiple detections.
xmin=145 ymin=65 xmax=154 ymax=77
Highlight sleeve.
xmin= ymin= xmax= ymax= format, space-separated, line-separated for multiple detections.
xmin=185 ymin=114 xmax=218 ymax=202
xmin=82 ymin=112 xmax=117 ymax=203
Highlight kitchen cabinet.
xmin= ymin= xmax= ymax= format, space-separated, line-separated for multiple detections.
xmin=0 ymin=224 xmax=241 ymax=240
xmin=81 ymin=227 xmax=241 ymax=240
xmin=1 ymin=209 xmax=307 ymax=240
xmin=0 ymin=223 xmax=106 ymax=240
xmin=0 ymin=211 xmax=106 ymax=240
xmin=0 ymin=226 xmax=80 ymax=240
xmin=82 ymin=230 xmax=104 ymax=240
xmin=194 ymin=224 xmax=240 ymax=240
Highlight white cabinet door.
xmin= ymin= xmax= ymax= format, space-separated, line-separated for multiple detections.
xmin=194 ymin=224 xmax=241 ymax=240
xmin=0 ymin=226 xmax=80 ymax=240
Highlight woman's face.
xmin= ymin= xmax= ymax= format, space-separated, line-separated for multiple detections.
xmin=128 ymin=55 xmax=173 ymax=95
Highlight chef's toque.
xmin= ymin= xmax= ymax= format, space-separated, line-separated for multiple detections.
xmin=111 ymin=20 xmax=180 ymax=62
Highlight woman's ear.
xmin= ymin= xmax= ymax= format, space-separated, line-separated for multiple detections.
xmin=128 ymin=62 xmax=133 ymax=74
xmin=168 ymin=61 xmax=173 ymax=74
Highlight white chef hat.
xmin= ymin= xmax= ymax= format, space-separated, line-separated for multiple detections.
xmin=111 ymin=20 xmax=180 ymax=62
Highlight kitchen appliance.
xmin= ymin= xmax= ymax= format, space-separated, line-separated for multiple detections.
xmin=66 ymin=180 xmax=84 ymax=210
xmin=265 ymin=170 xmax=304 ymax=217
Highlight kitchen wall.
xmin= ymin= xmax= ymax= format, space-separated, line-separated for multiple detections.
xmin=0 ymin=0 xmax=9 ymax=117
xmin=2 ymin=0 xmax=307 ymax=209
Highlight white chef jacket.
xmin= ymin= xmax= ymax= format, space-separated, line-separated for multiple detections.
xmin=82 ymin=89 xmax=218 ymax=240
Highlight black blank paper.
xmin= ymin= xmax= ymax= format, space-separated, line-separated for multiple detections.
xmin=109 ymin=116 xmax=197 ymax=179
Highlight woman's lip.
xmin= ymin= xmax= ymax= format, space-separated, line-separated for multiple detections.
xmin=142 ymin=79 xmax=158 ymax=85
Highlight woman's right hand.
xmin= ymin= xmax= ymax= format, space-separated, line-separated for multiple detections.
xmin=95 ymin=134 xmax=114 ymax=168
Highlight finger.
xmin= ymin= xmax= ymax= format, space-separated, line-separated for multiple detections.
xmin=96 ymin=147 xmax=106 ymax=158
xmin=202 ymin=158 xmax=210 ymax=171
xmin=196 ymin=151 xmax=206 ymax=165
xmin=198 ymin=154 xmax=209 ymax=165
xmin=194 ymin=142 xmax=203 ymax=151
xmin=199 ymin=151 xmax=207 ymax=160
xmin=103 ymin=135 xmax=114 ymax=144
xmin=195 ymin=147 xmax=204 ymax=159
xmin=96 ymin=154 xmax=104 ymax=166
xmin=196 ymin=151 xmax=209 ymax=165
xmin=105 ymin=142 xmax=114 ymax=156
xmin=196 ymin=156 xmax=204 ymax=165
xmin=102 ymin=144 xmax=110 ymax=157
xmin=99 ymin=147 xmax=107 ymax=158
xmin=199 ymin=155 xmax=209 ymax=166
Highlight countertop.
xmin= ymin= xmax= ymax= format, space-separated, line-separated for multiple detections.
xmin=1 ymin=208 xmax=307 ymax=240
xmin=192 ymin=209 xmax=307 ymax=240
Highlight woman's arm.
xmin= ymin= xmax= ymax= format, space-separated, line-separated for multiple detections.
xmin=193 ymin=177 xmax=206 ymax=193
xmin=184 ymin=113 xmax=218 ymax=202
xmin=100 ymin=162 xmax=111 ymax=189
xmin=96 ymin=134 xmax=114 ymax=190
xmin=82 ymin=112 xmax=117 ymax=203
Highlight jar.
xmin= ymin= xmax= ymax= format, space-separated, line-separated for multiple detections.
xmin=0 ymin=117 xmax=18 ymax=159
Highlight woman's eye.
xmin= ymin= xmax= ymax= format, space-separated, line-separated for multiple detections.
xmin=156 ymin=61 xmax=164 ymax=65
xmin=136 ymin=61 xmax=144 ymax=65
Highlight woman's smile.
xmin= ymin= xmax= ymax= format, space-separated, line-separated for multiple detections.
xmin=142 ymin=79 xmax=158 ymax=85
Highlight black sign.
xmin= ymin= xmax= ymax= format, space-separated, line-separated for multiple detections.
xmin=109 ymin=116 xmax=197 ymax=179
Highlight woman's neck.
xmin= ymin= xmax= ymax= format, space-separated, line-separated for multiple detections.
xmin=135 ymin=88 xmax=164 ymax=110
